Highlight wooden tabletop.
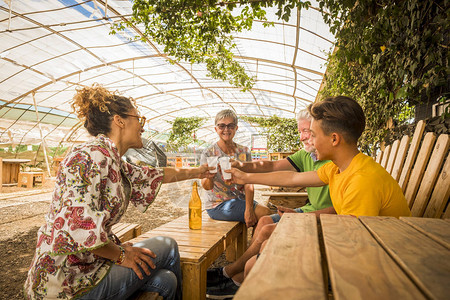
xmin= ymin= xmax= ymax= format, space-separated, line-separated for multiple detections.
xmin=131 ymin=214 xmax=242 ymax=264
xmin=235 ymin=214 xmax=450 ymax=300
xmin=2 ymin=158 xmax=31 ymax=163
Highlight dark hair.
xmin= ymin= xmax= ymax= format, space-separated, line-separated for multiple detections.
xmin=308 ymin=96 xmax=365 ymax=144
xmin=71 ymin=84 xmax=136 ymax=136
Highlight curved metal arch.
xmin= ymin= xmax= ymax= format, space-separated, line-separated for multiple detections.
xmin=234 ymin=37 xmax=327 ymax=62
xmin=235 ymin=55 xmax=324 ymax=76
xmin=135 ymin=85 xmax=313 ymax=104
xmin=139 ymin=92 xmax=213 ymax=121
xmin=145 ymin=100 xmax=295 ymax=123
xmin=0 ymin=1 xmax=326 ymax=125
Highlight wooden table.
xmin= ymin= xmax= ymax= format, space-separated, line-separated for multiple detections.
xmin=130 ymin=214 xmax=247 ymax=300
xmin=235 ymin=214 xmax=450 ymax=300
xmin=1 ymin=158 xmax=31 ymax=185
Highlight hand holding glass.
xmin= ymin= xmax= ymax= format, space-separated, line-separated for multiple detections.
xmin=206 ymin=156 xmax=219 ymax=173
xmin=218 ymin=157 xmax=232 ymax=180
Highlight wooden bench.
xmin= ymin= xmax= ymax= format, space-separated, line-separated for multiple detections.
xmin=112 ymin=223 xmax=142 ymax=242
xmin=17 ymin=171 xmax=45 ymax=188
xmin=261 ymin=191 xmax=309 ymax=209
xmin=235 ymin=213 xmax=450 ymax=299
xmin=375 ymin=120 xmax=449 ymax=218
xmin=129 ymin=213 xmax=247 ymax=300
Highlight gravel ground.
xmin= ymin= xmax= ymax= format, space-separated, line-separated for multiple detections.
xmin=0 ymin=179 xmax=270 ymax=300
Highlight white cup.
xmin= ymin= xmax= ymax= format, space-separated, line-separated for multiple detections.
xmin=206 ymin=156 xmax=218 ymax=173
xmin=218 ymin=157 xmax=231 ymax=180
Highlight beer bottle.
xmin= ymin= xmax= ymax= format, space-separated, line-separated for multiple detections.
xmin=189 ymin=181 xmax=202 ymax=229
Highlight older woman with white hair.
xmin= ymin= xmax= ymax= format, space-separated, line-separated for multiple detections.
xmin=200 ymin=109 xmax=271 ymax=228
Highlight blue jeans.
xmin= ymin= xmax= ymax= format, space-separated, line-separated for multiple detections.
xmin=78 ymin=236 xmax=182 ymax=300
xmin=206 ymin=198 xmax=258 ymax=223
xmin=270 ymin=208 xmax=304 ymax=223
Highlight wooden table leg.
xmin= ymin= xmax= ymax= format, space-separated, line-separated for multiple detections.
xmin=226 ymin=223 xmax=248 ymax=260
xmin=225 ymin=239 xmax=237 ymax=261
xmin=236 ymin=223 xmax=247 ymax=257
xmin=181 ymin=258 xmax=207 ymax=300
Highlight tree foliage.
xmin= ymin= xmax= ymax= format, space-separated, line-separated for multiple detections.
xmin=318 ymin=0 xmax=448 ymax=153
xmin=112 ymin=0 xmax=310 ymax=90
xmin=167 ymin=117 xmax=206 ymax=151
xmin=241 ymin=116 xmax=300 ymax=152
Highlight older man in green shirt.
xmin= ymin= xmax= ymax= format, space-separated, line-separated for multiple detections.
xmin=206 ymin=110 xmax=333 ymax=299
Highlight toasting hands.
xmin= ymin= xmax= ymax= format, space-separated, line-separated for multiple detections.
xmin=224 ymin=168 xmax=249 ymax=185
xmin=197 ymin=164 xmax=216 ymax=179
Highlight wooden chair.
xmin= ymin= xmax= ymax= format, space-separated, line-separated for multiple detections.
xmin=375 ymin=120 xmax=449 ymax=218
xmin=17 ymin=171 xmax=45 ymax=188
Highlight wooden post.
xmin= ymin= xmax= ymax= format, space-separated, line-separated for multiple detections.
xmin=0 ymin=157 xmax=2 ymax=193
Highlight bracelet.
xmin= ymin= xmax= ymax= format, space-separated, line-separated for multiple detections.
xmin=114 ymin=245 xmax=125 ymax=265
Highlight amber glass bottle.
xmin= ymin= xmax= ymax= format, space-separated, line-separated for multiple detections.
xmin=189 ymin=181 xmax=202 ymax=229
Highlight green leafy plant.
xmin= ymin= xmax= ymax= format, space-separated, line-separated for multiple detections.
xmin=241 ymin=116 xmax=300 ymax=152
xmin=111 ymin=0 xmax=311 ymax=90
xmin=113 ymin=0 xmax=448 ymax=154
xmin=167 ymin=117 xmax=206 ymax=151
xmin=319 ymin=0 xmax=448 ymax=154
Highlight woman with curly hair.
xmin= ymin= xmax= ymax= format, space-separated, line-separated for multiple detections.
xmin=24 ymin=84 xmax=213 ymax=300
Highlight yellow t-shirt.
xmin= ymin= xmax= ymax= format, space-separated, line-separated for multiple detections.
xmin=316 ymin=152 xmax=411 ymax=217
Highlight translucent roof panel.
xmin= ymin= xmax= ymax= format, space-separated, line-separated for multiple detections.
xmin=0 ymin=0 xmax=334 ymax=148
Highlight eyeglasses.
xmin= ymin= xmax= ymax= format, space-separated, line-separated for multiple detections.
xmin=216 ymin=123 xmax=237 ymax=130
xmin=123 ymin=114 xmax=146 ymax=127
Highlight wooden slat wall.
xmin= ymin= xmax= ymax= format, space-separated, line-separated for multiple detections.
xmin=404 ymin=132 xmax=436 ymax=207
xmin=386 ymin=139 xmax=400 ymax=174
xmin=380 ymin=144 xmax=391 ymax=169
xmin=411 ymin=135 xmax=450 ymax=216
xmin=375 ymin=150 xmax=383 ymax=164
xmin=423 ymin=152 xmax=450 ymax=218
xmin=443 ymin=206 xmax=450 ymax=219
xmin=391 ymin=135 xmax=410 ymax=181
xmin=399 ymin=120 xmax=426 ymax=191
xmin=361 ymin=216 xmax=450 ymax=300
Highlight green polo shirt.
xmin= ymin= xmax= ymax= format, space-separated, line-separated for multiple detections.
xmin=287 ymin=150 xmax=332 ymax=212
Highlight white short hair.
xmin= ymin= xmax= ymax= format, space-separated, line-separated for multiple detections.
xmin=297 ymin=109 xmax=311 ymax=122
xmin=215 ymin=109 xmax=238 ymax=124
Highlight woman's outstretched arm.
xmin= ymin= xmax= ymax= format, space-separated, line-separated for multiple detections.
xmin=162 ymin=164 xmax=214 ymax=183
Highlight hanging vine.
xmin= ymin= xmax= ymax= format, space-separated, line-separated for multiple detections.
xmin=166 ymin=117 xmax=206 ymax=151
xmin=113 ymin=0 xmax=448 ymax=154
xmin=111 ymin=0 xmax=311 ymax=90
xmin=241 ymin=116 xmax=300 ymax=152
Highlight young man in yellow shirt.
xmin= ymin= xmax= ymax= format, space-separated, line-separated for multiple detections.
xmin=229 ymin=96 xmax=411 ymax=218
xmin=220 ymin=96 xmax=411 ymax=296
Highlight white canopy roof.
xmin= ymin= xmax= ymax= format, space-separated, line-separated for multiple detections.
xmin=0 ymin=0 xmax=334 ymax=149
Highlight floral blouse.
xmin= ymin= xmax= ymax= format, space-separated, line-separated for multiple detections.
xmin=199 ymin=142 xmax=251 ymax=209
xmin=24 ymin=135 xmax=164 ymax=300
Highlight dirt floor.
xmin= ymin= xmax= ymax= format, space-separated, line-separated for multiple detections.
xmin=0 ymin=178 xmax=269 ymax=300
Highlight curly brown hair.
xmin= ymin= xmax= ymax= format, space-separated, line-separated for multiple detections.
xmin=308 ymin=96 xmax=365 ymax=144
xmin=71 ymin=83 xmax=137 ymax=136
